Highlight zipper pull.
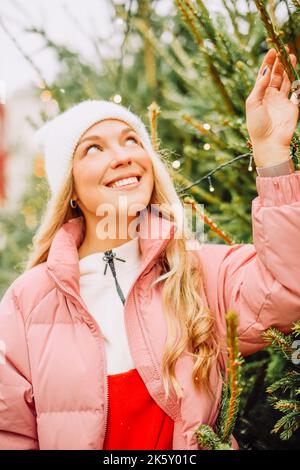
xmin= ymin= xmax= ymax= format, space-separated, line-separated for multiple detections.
xmin=102 ymin=251 xmax=126 ymax=275
xmin=102 ymin=250 xmax=126 ymax=304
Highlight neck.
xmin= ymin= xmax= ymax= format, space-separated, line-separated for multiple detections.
xmin=78 ymin=213 xmax=140 ymax=260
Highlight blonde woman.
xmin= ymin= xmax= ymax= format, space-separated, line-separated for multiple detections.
xmin=0 ymin=48 xmax=300 ymax=450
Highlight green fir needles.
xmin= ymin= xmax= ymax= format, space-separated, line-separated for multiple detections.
xmin=263 ymin=321 xmax=300 ymax=440
xmin=195 ymin=310 xmax=244 ymax=450
xmin=254 ymin=0 xmax=299 ymax=84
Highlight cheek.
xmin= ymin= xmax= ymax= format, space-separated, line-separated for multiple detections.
xmin=140 ymin=153 xmax=154 ymax=179
xmin=73 ymin=158 xmax=105 ymax=188
xmin=72 ymin=158 xmax=108 ymax=211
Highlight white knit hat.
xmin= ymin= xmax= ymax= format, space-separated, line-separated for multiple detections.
xmin=35 ymin=99 xmax=160 ymax=197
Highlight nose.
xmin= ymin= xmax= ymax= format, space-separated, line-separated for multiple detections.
xmin=109 ymin=149 xmax=133 ymax=168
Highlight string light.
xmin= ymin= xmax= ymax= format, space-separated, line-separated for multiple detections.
xmin=21 ymin=205 xmax=37 ymax=229
xmin=177 ymin=152 xmax=252 ymax=195
xmin=115 ymin=17 xmax=125 ymax=31
xmin=40 ymin=90 xmax=52 ymax=102
xmin=161 ymin=31 xmax=173 ymax=44
xmin=113 ymin=94 xmax=122 ymax=104
xmin=172 ymin=160 xmax=181 ymax=169
xmin=24 ymin=214 xmax=37 ymax=229
xmin=203 ymin=123 xmax=211 ymax=130
xmin=34 ymin=153 xmax=45 ymax=178
xmin=208 ymin=176 xmax=215 ymax=192
xmin=248 ymin=155 xmax=253 ymax=171
xmin=204 ymin=143 xmax=211 ymax=151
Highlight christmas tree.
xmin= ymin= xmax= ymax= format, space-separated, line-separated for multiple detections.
xmin=1 ymin=0 xmax=300 ymax=449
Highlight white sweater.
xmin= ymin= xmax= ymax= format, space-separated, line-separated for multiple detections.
xmin=79 ymin=237 xmax=141 ymax=375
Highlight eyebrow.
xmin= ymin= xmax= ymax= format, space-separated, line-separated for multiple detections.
xmin=77 ymin=126 xmax=137 ymax=148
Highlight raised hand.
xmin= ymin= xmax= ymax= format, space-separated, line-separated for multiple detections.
xmin=245 ymin=47 xmax=299 ymax=168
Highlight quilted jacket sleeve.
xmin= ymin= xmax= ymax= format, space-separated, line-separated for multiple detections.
xmin=196 ymin=171 xmax=300 ymax=357
xmin=0 ymin=283 xmax=39 ymax=449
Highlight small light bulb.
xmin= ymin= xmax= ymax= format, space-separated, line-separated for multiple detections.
xmin=113 ymin=94 xmax=122 ymax=104
xmin=248 ymin=155 xmax=253 ymax=172
xmin=204 ymin=143 xmax=211 ymax=151
xmin=161 ymin=31 xmax=173 ymax=44
xmin=208 ymin=176 xmax=215 ymax=192
xmin=172 ymin=160 xmax=181 ymax=169
xmin=115 ymin=17 xmax=124 ymax=27
xmin=40 ymin=90 xmax=52 ymax=102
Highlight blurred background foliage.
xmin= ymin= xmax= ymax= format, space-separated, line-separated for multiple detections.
xmin=1 ymin=0 xmax=300 ymax=449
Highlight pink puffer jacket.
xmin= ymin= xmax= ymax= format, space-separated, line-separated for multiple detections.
xmin=1 ymin=172 xmax=300 ymax=450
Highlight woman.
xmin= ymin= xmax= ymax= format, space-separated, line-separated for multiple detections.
xmin=0 ymin=48 xmax=300 ymax=450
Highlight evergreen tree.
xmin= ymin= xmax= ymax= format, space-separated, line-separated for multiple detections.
xmin=1 ymin=0 xmax=300 ymax=448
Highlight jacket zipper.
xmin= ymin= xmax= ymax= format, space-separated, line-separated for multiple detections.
xmin=47 ymin=268 xmax=109 ymax=448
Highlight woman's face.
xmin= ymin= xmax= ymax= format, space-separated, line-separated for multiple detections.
xmin=72 ymin=119 xmax=154 ymax=222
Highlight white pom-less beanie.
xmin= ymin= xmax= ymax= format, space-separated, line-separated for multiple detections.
xmin=35 ymin=99 xmax=161 ymax=197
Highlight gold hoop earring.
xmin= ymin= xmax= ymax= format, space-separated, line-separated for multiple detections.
xmin=70 ymin=199 xmax=78 ymax=209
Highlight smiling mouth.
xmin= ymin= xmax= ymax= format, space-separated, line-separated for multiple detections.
xmin=105 ymin=175 xmax=141 ymax=190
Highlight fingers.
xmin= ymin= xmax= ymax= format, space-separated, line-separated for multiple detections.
xmin=268 ymin=53 xmax=286 ymax=89
xmin=267 ymin=45 xmax=290 ymax=90
xmin=280 ymin=54 xmax=297 ymax=96
xmin=247 ymin=49 xmax=277 ymax=104
xmin=248 ymin=46 xmax=293 ymax=105
xmin=256 ymin=48 xmax=277 ymax=78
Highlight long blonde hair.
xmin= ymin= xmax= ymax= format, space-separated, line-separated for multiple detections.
xmin=26 ymin=145 xmax=222 ymax=400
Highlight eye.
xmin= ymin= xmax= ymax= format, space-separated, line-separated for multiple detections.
xmin=125 ymin=135 xmax=139 ymax=145
xmin=85 ymin=144 xmax=102 ymax=155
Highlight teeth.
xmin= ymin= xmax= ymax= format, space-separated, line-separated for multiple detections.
xmin=109 ymin=176 xmax=139 ymax=188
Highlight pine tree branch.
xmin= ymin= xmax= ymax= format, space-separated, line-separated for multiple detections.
xmin=196 ymin=311 xmax=243 ymax=449
xmin=282 ymin=0 xmax=300 ymax=63
xmin=147 ymin=101 xmax=161 ymax=152
xmin=291 ymin=0 xmax=300 ymax=9
xmin=147 ymin=101 xmax=219 ymax=204
xmin=175 ymin=0 xmax=237 ymax=115
xmin=182 ymin=113 xmax=230 ymax=150
xmin=254 ymin=0 xmax=299 ymax=84
xmin=272 ymin=411 xmax=300 ymax=439
xmin=183 ymin=196 xmax=236 ymax=244
xmin=266 ymin=371 xmax=300 ymax=395
xmin=138 ymin=0 xmax=157 ymax=90
xmin=169 ymin=36 xmax=197 ymax=72
xmin=292 ymin=320 xmax=300 ymax=337
xmin=0 ymin=17 xmax=49 ymax=88
xmin=132 ymin=17 xmax=201 ymax=95
xmin=195 ymin=424 xmax=233 ymax=450
xmin=194 ymin=0 xmax=232 ymax=64
xmin=221 ymin=0 xmax=243 ymax=43
xmin=221 ymin=310 xmax=244 ymax=442
xmin=262 ymin=328 xmax=294 ymax=361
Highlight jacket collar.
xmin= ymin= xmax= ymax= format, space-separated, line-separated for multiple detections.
xmin=46 ymin=209 xmax=177 ymax=297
